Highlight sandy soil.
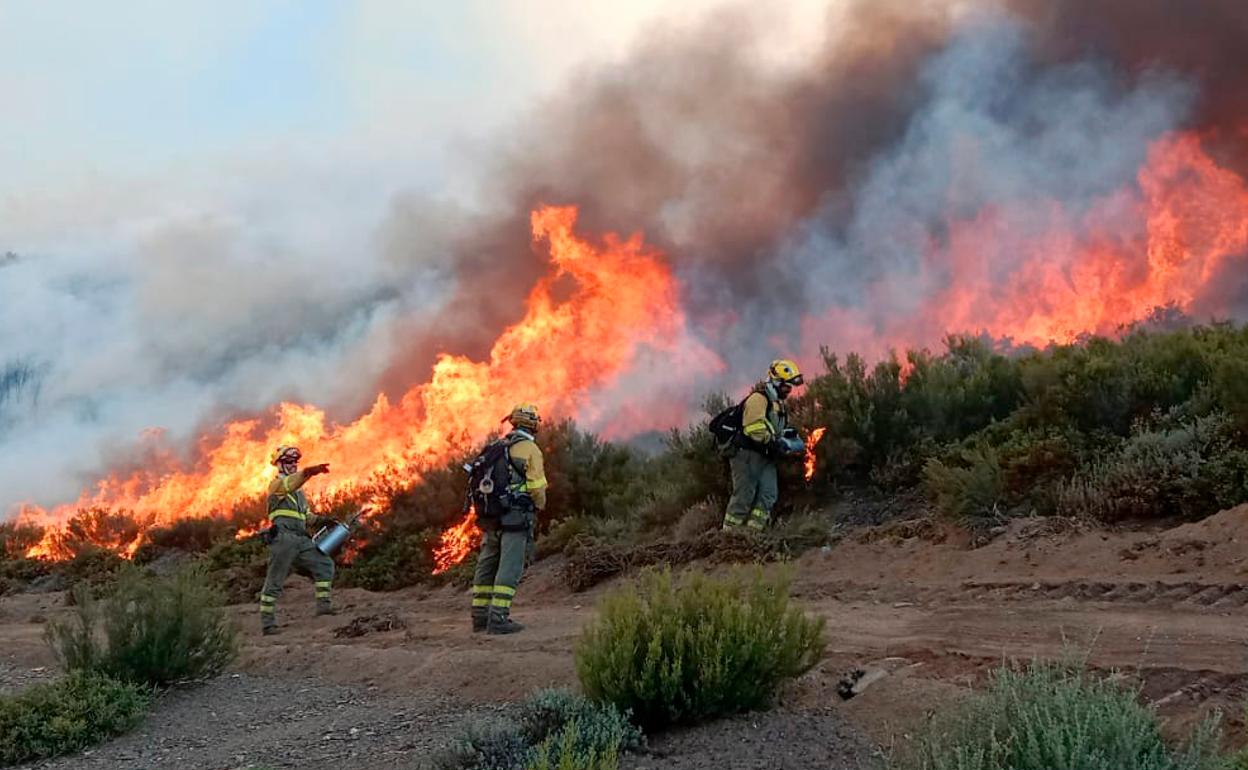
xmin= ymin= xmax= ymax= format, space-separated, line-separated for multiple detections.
xmin=5 ymin=504 xmax=1248 ymax=768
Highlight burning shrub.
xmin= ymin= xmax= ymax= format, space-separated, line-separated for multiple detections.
xmin=0 ymin=521 xmax=44 ymax=560
xmin=0 ymin=670 xmax=150 ymax=765
xmin=47 ymin=564 xmax=237 ymax=687
xmin=895 ymin=661 xmax=1225 ymax=770
xmin=575 ymin=567 xmax=824 ymax=730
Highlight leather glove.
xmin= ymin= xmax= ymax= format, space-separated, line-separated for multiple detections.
xmin=305 ymin=463 xmax=330 ymax=477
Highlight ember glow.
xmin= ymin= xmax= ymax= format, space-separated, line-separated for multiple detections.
xmin=431 ymin=510 xmax=482 ymax=575
xmin=19 ymin=205 xmax=707 ymax=560
xmin=804 ymin=428 xmax=827 ymax=483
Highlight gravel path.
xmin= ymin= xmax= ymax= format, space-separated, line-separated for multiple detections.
xmin=19 ymin=673 xmax=501 ymax=770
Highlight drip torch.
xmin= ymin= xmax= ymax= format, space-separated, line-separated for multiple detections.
xmin=313 ymin=508 xmax=368 ymax=557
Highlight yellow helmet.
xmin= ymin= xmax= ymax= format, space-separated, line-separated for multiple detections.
xmin=505 ymin=403 xmax=542 ymax=432
xmin=768 ymin=359 xmax=804 ymax=386
xmin=269 ymin=445 xmax=301 ymax=467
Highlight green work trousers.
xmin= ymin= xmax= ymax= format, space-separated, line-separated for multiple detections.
xmin=471 ymin=528 xmax=528 ymax=615
xmin=723 ymin=448 xmax=778 ymax=531
xmin=260 ymin=517 xmax=335 ymax=623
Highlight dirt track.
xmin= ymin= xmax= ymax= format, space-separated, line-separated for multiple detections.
xmin=4 ymin=506 xmax=1248 ymax=768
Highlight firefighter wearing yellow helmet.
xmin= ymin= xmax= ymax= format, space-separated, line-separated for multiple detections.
xmin=258 ymin=445 xmax=335 ymax=636
xmin=468 ymin=403 xmax=548 ymax=634
xmin=723 ymin=359 xmax=805 ymax=531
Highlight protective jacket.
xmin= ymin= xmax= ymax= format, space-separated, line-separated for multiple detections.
xmin=739 ymin=383 xmax=788 ymax=454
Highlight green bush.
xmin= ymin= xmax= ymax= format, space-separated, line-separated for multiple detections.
xmin=923 ymin=446 xmax=1006 ymax=526
xmin=1057 ymin=412 xmax=1248 ymax=523
xmin=895 ymin=662 xmax=1227 ymax=770
xmin=0 ymin=671 xmax=149 ymax=765
xmin=430 ymin=689 xmax=638 ymax=770
xmin=575 ymin=567 xmax=824 ymax=730
xmin=526 ymin=721 xmax=619 ymax=770
xmin=429 ymin=720 xmax=534 ymax=770
xmin=342 ymin=530 xmax=438 ymax=591
xmin=516 ymin=689 xmax=641 ymax=756
xmin=47 ymin=565 xmax=237 ymax=687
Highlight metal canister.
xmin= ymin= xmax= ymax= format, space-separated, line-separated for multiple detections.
xmin=313 ymin=521 xmax=351 ymax=556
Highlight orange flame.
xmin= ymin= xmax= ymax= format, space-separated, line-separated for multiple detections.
xmin=19 ymin=204 xmax=707 ymax=560
xmin=802 ymin=131 xmax=1248 ymax=359
xmin=431 ymin=510 xmax=482 ymax=575
xmin=804 ymin=428 xmax=827 ymax=482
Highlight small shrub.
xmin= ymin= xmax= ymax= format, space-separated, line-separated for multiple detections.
xmin=923 ymin=446 xmax=1006 ymax=526
xmin=428 ymin=720 xmax=532 ymax=770
xmin=516 ymin=689 xmax=641 ymax=755
xmin=47 ymin=565 xmax=237 ymax=687
xmin=342 ymin=531 xmax=436 ymax=591
xmin=0 ymin=671 xmax=149 ymax=765
xmin=575 ymin=567 xmax=825 ymax=730
xmin=526 ymin=721 xmax=619 ymax=770
xmin=895 ymin=661 xmax=1227 ymax=770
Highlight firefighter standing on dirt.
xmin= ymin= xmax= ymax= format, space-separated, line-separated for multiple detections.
xmin=722 ymin=359 xmax=805 ymax=531
xmin=259 ymin=445 xmax=336 ymax=636
xmin=469 ymin=404 xmax=548 ymax=635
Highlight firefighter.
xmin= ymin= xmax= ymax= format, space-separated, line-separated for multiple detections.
xmin=471 ymin=403 xmax=548 ymax=635
xmin=723 ymin=359 xmax=805 ymax=532
xmin=258 ymin=445 xmax=336 ymax=636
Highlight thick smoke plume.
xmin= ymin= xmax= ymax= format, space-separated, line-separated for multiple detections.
xmin=5 ymin=0 xmax=1248 ymax=513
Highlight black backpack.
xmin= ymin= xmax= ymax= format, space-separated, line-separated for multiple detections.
xmin=464 ymin=436 xmax=522 ymax=518
xmin=708 ymin=398 xmax=746 ymax=452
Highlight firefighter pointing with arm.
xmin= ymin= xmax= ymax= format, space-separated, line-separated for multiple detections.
xmin=258 ymin=445 xmax=337 ymax=636
xmin=468 ymin=404 xmax=547 ymax=635
xmin=722 ymin=359 xmax=805 ymax=531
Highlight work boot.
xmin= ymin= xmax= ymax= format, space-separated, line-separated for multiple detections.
xmin=486 ymin=607 xmax=524 ymax=635
xmin=471 ymin=607 xmax=489 ymax=633
xmin=315 ymin=600 xmax=337 ymax=616
xmin=261 ymin=616 xmax=279 ymax=636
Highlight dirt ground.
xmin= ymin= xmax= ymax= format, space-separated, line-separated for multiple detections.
xmin=5 ymin=504 xmax=1248 ymax=769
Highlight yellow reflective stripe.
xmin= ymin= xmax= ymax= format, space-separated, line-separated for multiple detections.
xmin=492 ymin=585 xmax=516 ymax=597
xmin=526 ymin=476 xmax=548 ymax=491
xmin=314 ymin=581 xmax=332 ymax=588
xmin=268 ymin=509 xmax=306 ymax=521
xmin=260 ymin=594 xmax=277 ymax=603
xmin=472 ymin=598 xmax=491 ymax=607
xmin=491 ymin=596 xmax=513 ymax=608
xmin=471 ymin=585 xmax=492 ymax=595
xmin=742 ymin=419 xmax=773 ymax=440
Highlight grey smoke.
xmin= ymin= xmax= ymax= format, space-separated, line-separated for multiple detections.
xmin=3 ymin=0 xmax=1239 ymax=513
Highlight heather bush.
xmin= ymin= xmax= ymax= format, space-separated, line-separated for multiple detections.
xmin=575 ymin=567 xmax=824 ymax=730
xmin=429 ymin=689 xmax=637 ymax=770
xmin=895 ymin=661 xmax=1227 ymax=770
xmin=0 ymin=671 xmax=149 ymax=765
xmin=1057 ymin=412 xmax=1248 ymax=523
xmin=47 ymin=565 xmax=237 ymax=687
xmin=516 ymin=689 xmax=641 ymax=756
